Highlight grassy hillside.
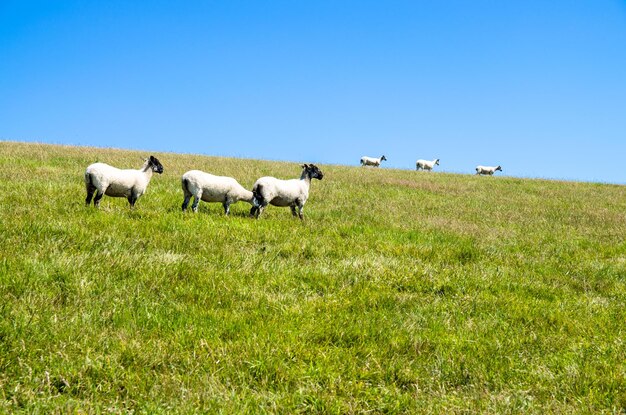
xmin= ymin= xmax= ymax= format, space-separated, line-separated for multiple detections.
xmin=1 ymin=141 xmax=625 ymax=413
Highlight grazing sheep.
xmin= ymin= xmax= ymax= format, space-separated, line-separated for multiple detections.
xmin=250 ymin=164 xmax=324 ymax=220
xmin=84 ymin=156 xmax=164 ymax=208
xmin=181 ymin=170 xmax=253 ymax=215
xmin=416 ymin=158 xmax=440 ymax=171
xmin=360 ymin=155 xmax=387 ymax=167
xmin=475 ymin=165 xmax=502 ymax=175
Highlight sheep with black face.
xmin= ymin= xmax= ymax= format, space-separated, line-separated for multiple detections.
xmin=84 ymin=156 xmax=164 ymax=208
xmin=250 ymin=164 xmax=324 ymax=220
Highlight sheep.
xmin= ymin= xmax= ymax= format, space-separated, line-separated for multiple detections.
xmin=416 ymin=158 xmax=440 ymax=171
xmin=181 ymin=170 xmax=253 ymax=215
xmin=250 ymin=164 xmax=324 ymax=220
xmin=360 ymin=155 xmax=387 ymax=167
xmin=475 ymin=165 xmax=502 ymax=176
xmin=84 ymin=156 xmax=164 ymax=208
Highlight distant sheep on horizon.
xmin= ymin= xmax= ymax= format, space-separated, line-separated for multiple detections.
xmin=360 ymin=155 xmax=387 ymax=167
xmin=476 ymin=165 xmax=502 ymax=175
xmin=416 ymin=158 xmax=440 ymax=171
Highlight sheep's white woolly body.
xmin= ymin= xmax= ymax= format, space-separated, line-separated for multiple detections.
xmin=475 ymin=165 xmax=502 ymax=175
xmin=360 ymin=155 xmax=387 ymax=167
xmin=250 ymin=164 xmax=323 ymax=220
xmin=416 ymin=158 xmax=440 ymax=171
xmin=253 ymin=177 xmax=307 ymax=207
xmin=84 ymin=156 xmax=163 ymax=208
xmin=181 ymin=170 xmax=253 ymax=215
xmin=87 ymin=163 xmax=151 ymax=197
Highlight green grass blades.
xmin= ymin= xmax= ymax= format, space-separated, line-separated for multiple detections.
xmin=1 ymin=141 xmax=625 ymax=413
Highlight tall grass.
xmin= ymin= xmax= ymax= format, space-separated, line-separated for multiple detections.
xmin=0 ymin=141 xmax=625 ymax=413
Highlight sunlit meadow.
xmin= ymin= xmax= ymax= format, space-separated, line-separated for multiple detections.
xmin=0 ymin=141 xmax=625 ymax=413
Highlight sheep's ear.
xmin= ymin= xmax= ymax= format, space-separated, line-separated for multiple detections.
xmin=302 ymin=164 xmax=308 ymax=169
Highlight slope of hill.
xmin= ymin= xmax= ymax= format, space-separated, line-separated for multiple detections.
xmin=1 ymin=141 xmax=625 ymax=413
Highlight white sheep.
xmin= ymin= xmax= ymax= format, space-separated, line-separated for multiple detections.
xmin=360 ymin=155 xmax=387 ymax=167
xmin=416 ymin=158 xmax=440 ymax=171
xmin=250 ymin=164 xmax=324 ymax=220
xmin=84 ymin=156 xmax=164 ymax=208
xmin=181 ymin=170 xmax=253 ymax=215
xmin=475 ymin=165 xmax=502 ymax=175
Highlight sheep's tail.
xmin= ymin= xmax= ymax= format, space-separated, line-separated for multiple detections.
xmin=249 ymin=184 xmax=264 ymax=217
xmin=84 ymin=171 xmax=94 ymax=188
xmin=252 ymin=184 xmax=264 ymax=207
xmin=181 ymin=177 xmax=191 ymax=196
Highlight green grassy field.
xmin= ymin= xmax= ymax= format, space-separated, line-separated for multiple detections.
xmin=0 ymin=141 xmax=625 ymax=413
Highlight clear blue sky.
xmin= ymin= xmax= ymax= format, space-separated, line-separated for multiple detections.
xmin=1 ymin=1 xmax=625 ymax=183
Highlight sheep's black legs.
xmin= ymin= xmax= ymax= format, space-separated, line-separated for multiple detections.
xmin=85 ymin=186 xmax=95 ymax=205
xmin=223 ymin=201 xmax=231 ymax=215
xmin=250 ymin=198 xmax=261 ymax=218
xmin=250 ymin=190 xmax=268 ymax=219
xmin=182 ymin=195 xmax=191 ymax=212
xmin=93 ymin=191 xmax=104 ymax=207
xmin=191 ymin=196 xmax=200 ymax=213
xmin=292 ymin=202 xmax=304 ymax=220
xmin=250 ymin=204 xmax=265 ymax=219
xmin=127 ymin=189 xmax=139 ymax=208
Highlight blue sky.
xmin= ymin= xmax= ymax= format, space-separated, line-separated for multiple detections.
xmin=1 ymin=1 xmax=625 ymax=183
